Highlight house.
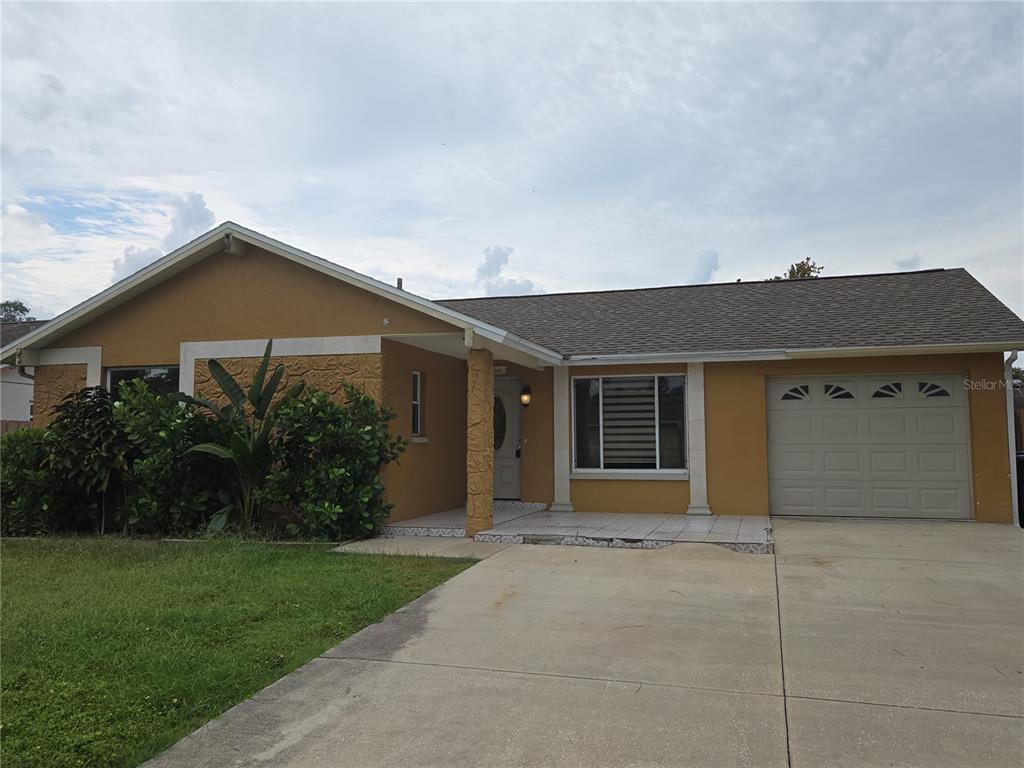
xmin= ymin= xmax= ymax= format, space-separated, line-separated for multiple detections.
xmin=3 ymin=222 xmax=1022 ymax=532
xmin=1 ymin=319 xmax=49 ymax=428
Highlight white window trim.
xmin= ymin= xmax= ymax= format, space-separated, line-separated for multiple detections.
xmin=571 ymin=373 xmax=687 ymax=475
xmin=26 ymin=347 xmax=103 ymax=387
xmin=178 ymin=335 xmax=381 ymax=396
xmin=411 ymin=370 xmax=423 ymax=437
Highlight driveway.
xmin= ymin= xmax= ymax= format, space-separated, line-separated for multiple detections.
xmin=145 ymin=520 xmax=1023 ymax=768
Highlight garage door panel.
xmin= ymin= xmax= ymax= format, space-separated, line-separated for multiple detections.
xmin=914 ymin=410 xmax=963 ymax=438
xmin=823 ymin=450 xmax=861 ymax=473
xmin=869 ymin=450 xmax=909 ymax=474
xmin=823 ymin=413 xmax=860 ymax=437
xmin=825 ymin=487 xmax=866 ymax=514
xmin=867 ymin=412 xmax=909 ymax=438
xmin=776 ymin=448 xmax=816 ymax=473
xmin=767 ymin=374 xmax=971 ymax=519
xmin=871 ymin=486 xmax=912 ymax=515
xmin=775 ymin=413 xmax=815 ymax=438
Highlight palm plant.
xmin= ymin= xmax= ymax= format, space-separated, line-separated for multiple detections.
xmin=176 ymin=340 xmax=303 ymax=532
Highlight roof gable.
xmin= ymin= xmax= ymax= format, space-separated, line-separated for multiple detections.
xmin=0 ymin=223 xmax=562 ymax=365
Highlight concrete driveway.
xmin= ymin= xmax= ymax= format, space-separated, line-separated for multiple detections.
xmin=145 ymin=520 xmax=1023 ymax=768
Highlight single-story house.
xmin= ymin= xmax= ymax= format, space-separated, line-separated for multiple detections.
xmin=3 ymin=222 xmax=1022 ymax=532
xmin=1 ymin=319 xmax=49 ymax=427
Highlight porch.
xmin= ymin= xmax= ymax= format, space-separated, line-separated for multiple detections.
xmin=384 ymin=504 xmax=774 ymax=554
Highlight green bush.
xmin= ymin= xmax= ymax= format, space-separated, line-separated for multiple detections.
xmin=0 ymin=428 xmax=70 ymax=536
xmin=265 ymin=387 xmax=405 ymax=540
xmin=114 ymin=380 xmax=228 ymax=534
xmin=45 ymin=386 xmax=131 ymax=533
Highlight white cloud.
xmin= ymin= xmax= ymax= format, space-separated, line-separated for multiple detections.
xmin=475 ymin=245 xmax=541 ymax=297
xmin=692 ymin=250 xmax=721 ymax=284
xmin=111 ymin=245 xmax=163 ymax=283
xmin=1 ymin=3 xmax=1020 ymax=317
xmin=161 ymin=192 xmax=215 ymax=251
xmin=110 ymin=192 xmax=215 ymax=281
xmin=894 ymin=254 xmax=922 ymax=271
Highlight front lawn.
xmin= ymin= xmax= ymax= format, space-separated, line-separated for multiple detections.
xmin=0 ymin=538 xmax=473 ymax=768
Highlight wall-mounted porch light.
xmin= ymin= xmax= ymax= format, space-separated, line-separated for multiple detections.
xmin=520 ymin=386 xmax=532 ymax=407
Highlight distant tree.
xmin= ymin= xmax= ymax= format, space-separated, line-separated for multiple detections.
xmin=1013 ymin=366 xmax=1023 ymax=383
xmin=0 ymin=300 xmax=35 ymax=323
xmin=771 ymin=258 xmax=824 ymax=281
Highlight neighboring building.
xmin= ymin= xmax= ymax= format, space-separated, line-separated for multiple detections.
xmin=2 ymin=222 xmax=1022 ymax=532
xmin=1 ymin=319 xmax=49 ymax=425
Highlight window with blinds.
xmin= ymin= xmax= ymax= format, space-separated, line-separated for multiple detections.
xmin=573 ymin=375 xmax=686 ymax=471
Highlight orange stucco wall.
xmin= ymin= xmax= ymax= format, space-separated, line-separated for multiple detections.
xmin=565 ymin=363 xmax=691 ymax=514
xmin=381 ymin=340 xmax=467 ymax=522
xmin=705 ymin=353 xmax=1014 ymax=523
xmin=553 ymin=355 xmax=1013 ymax=520
xmin=55 ymin=245 xmax=457 ymax=366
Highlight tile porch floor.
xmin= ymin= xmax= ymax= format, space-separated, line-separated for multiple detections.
xmin=383 ymin=502 xmax=774 ymax=554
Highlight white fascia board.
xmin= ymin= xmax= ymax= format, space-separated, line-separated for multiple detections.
xmin=783 ymin=342 xmax=1024 ymax=358
xmin=565 ymin=342 xmax=1024 ymax=366
xmin=565 ymin=350 xmax=788 ymax=365
xmin=0 ymin=222 xmax=565 ymax=368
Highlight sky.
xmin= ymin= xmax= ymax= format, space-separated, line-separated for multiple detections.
xmin=2 ymin=2 xmax=1022 ymax=321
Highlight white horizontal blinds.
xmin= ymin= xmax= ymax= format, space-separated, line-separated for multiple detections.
xmin=601 ymin=377 xmax=657 ymax=469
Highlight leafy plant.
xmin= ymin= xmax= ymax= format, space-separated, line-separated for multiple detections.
xmin=265 ymin=386 xmax=405 ymax=540
xmin=46 ymin=386 xmax=131 ymax=533
xmin=114 ymin=379 xmax=228 ymax=533
xmin=0 ymin=428 xmax=68 ymax=535
xmin=176 ymin=340 xmax=303 ymax=532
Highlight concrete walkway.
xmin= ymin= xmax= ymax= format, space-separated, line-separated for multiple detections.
xmin=145 ymin=519 xmax=1023 ymax=768
xmin=385 ymin=505 xmax=774 ymax=553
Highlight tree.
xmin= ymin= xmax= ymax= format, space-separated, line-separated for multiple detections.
xmin=1013 ymin=366 xmax=1023 ymax=383
xmin=771 ymin=258 xmax=824 ymax=281
xmin=0 ymin=299 xmax=35 ymax=323
xmin=176 ymin=340 xmax=303 ymax=532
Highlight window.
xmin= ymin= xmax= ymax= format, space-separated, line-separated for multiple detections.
xmin=824 ymin=383 xmax=854 ymax=400
xmin=573 ymin=375 xmax=686 ymax=471
xmin=781 ymin=384 xmax=810 ymax=401
xmin=107 ymin=366 xmax=180 ymax=396
xmin=872 ymin=382 xmax=903 ymax=398
xmin=411 ymin=371 xmax=424 ymax=436
xmin=918 ymin=381 xmax=950 ymax=398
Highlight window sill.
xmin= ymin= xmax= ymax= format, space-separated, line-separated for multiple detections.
xmin=410 ymin=436 xmax=429 ymax=444
xmin=570 ymin=470 xmax=689 ymax=482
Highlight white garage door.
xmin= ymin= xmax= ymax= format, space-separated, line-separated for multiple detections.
xmin=767 ymin=374 xmax=971 ymax=519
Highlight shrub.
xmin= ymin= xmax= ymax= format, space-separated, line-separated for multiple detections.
xmin=46 ymin=387 xmax=131 ymax=533
xmin=0 ymin=428 xmax=69 ymax=536
xmin=265 ymin=387 xmax=405 ymax=540
xmin=176 ymin=340 xmax=304 ymax=532
xmin=114 ymin=380 xmax=228 ymax=534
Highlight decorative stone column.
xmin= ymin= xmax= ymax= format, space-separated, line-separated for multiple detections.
xmin=549 ymin=365 xmax=575 ymax=512
xmin=685 ymin=361 xmax=713 ymax=515
xmin=466 ymin=348 xmax=495 ymax=536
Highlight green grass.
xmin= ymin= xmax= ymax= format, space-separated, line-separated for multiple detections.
xmin=0 ymin=538 xmax=473 ymax=768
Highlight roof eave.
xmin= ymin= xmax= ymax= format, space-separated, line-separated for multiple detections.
xmin=565 ymin=341 xmax=1024 ymax=365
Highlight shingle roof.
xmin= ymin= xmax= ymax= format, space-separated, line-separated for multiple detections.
xmin=439 ymin=268 xmax=1024 ymax=357
xmin=1 ymin=320 xmax=49 ymax=348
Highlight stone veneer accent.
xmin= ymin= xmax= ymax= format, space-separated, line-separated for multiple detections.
xmin=32 ymin=364 xmax=88 ymax=427
xmin=194 ymin=353 xmax=383 ymax=405
xmin=465 ymin=348 xmax=494 ymax=537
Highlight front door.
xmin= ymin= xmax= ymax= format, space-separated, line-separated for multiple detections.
xmin=493 ymin=377 xmax=522 ymax=499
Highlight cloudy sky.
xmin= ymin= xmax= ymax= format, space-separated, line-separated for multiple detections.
xmin=2 ymin=2 xmax=1022 ymax=320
